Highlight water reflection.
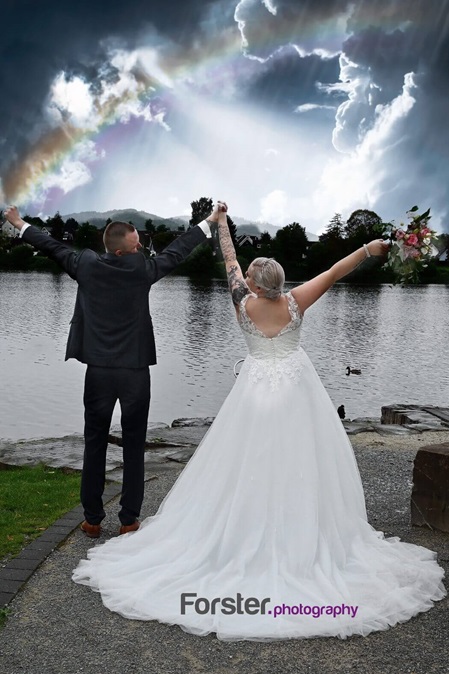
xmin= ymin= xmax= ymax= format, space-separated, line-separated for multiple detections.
xmin=1 ymin=272 xmax=448 ymax=440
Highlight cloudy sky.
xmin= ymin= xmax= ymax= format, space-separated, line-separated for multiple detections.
xmin=1 ymin=0 xmax=448 ymax=233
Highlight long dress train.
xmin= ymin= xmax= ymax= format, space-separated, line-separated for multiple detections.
xmin=72 ymin=292 xmax=446 ymax=641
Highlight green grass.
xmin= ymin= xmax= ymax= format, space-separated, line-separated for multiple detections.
xmin=0 ymin=607 xmax=11 ymax=629
xmin=0 ymin=464 xmax=81 ymax=562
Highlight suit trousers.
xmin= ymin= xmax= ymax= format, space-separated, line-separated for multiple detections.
xmin=81 ymin=365 xmax=151 ymax=526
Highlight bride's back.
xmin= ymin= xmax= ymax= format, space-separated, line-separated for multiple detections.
xmin=242 ymin=294 xmax=293 ymax=338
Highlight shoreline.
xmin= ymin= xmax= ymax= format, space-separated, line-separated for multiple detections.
xmin=2 ymin=407 xmax=449 ymax=474
xmin=1 ymin=410 xmax=448 ymax=614
xmin=0 ymin=419 xmax=448 ymax=673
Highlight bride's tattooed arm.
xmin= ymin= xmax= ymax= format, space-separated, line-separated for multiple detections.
xmin=227 ymin=263 xmax=250 ymax=305
xmin=217 ymin=206 xmax=249 ymax=306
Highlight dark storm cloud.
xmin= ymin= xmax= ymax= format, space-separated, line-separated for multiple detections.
xmin=0 ymin=0 xmax=220 ymax=174
xmin=2 ymin=0 xmax=449 ymax=227
xmin=244 ymin=48 xmax=340 ymax=111
xmin=237 ymin=0 xmax=449 ymax=228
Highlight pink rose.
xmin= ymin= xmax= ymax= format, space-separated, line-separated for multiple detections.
xmin=395 ymin=229 xmax=405 ymax=240
xmin=411 ymin=249 xmax=421 ymax=259
xmin=406 ymin=233 xmax=419 ymax=246
xmin=403 ymin=246 xmax=420 ymax=260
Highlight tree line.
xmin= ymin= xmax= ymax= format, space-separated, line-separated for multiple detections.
xmin=1 ymin=203 xmax=448 ymax=283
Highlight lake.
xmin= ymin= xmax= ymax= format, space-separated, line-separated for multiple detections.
xmin=1 ymin=272 xmax=448 ymax=440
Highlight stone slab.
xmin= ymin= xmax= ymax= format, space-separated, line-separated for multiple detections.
xmin=0 ymin=592 xmax=15 ymax=609
xmin=165 ymin=448 xmax=197 ymax=463
xmin=411 ymin=442 xmax=449 ymax=533
xmin=14 ymin=548 xmax=48 ymax=561
xmin=343 ymin=423 xmax=377 ymax=435
xmin=0 ymin=579 xmax=23 ymax=594
xmin=0 ymin=567 xmax=34 ymax=582
xmin=25 ymin=539 xmax=59 ymax=553
xmin=382 ymin=404 xmax=449 ymax=427
xmin=373 ymin=424 xmax=422 ymax=436
xmin=171 ymin=417 xmax=214 ymax=427
xmin=2 ymin=557 xmax=38 ymax=571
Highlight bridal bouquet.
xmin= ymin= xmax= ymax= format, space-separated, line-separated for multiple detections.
xmin=376 ymin=206 xmax=439 ymax=284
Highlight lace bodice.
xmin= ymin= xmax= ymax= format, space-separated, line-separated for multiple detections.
xmin=238 ymin=291 xmax=305 ymax=390
xmin=238 ymin=291 xmax=303 ymax=355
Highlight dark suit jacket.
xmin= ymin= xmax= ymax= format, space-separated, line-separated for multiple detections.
xmin=22 ymin=225 xmax=206 ymax=368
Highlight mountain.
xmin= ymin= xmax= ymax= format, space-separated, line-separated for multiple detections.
xmin=61 ymin=208 xmax=319 ymax=241
xmin=61 ymin=208 xmax=183 ymax=231
xmin=172 ymin=214 xmax=319 ymax=241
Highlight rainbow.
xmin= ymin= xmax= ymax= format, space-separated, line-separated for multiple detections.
xmin=2 ymin=2 xmax=425 ymax=209
xmin=2 ymin=33 xmax=251 ymax=208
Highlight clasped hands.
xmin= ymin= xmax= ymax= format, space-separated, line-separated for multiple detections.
xmin=207 ymin=201 xmax=228 ymax=224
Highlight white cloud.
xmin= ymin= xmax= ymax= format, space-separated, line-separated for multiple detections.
xmin=262 ymin=0 xmax=277 ymax=16
xmin=295 ymin=103 xmax=336 ymax=113
xmin=235 ymin=0 xmax=349 ymax=62
xmin=313 ymin=72 xmax=419 ymax=223
xmin=43 ymin=160 xmax=92 ymax=193
xmin=259 ymin=189 xmax=288 ymax=224
xmin=29 ymin=140 xmax=105 ymax=203
xmin=49 ymin=74 xmax=94 ymax=127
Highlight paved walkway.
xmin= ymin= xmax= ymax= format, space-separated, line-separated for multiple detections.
xmin=0 ymin=419 xmax=448 ymax=674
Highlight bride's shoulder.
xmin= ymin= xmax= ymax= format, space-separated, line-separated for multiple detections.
xmin=240 ymin=292 xmax=256 ymax=306
xmin=235 ymin=291 xmax=254 ymax=318
xmin=286 ymin=289 xmax=304 ymax=317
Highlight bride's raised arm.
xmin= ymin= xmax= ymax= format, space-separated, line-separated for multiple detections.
xmin=216 ymin=203 xmax=250 ymax=310
xmin=291 ymin=239 xmax=389 ymax=314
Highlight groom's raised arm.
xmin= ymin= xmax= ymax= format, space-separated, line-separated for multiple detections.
xmin=4 ymin=206 xmax=80 ymax=279
xmin=143 ymin=220 xmax=212 ymax=284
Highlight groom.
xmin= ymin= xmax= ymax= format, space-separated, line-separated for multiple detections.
xmin=5 ymin=205 xmax=216 ymax=537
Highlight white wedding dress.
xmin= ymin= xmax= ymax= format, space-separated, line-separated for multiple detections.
xmin=72 ymin=292 xmax=446 ymax=641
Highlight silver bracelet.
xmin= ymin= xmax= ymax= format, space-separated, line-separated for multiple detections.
xmin=363 ymin=244 xmax=371 ymax=258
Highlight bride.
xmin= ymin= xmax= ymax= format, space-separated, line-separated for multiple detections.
xmin=73 ymin=202 xmax=446 ymax=641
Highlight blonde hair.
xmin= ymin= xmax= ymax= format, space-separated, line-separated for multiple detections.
xmin=249 ymin=258 xmax=285 ymax=300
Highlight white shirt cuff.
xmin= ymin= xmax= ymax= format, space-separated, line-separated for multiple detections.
xmin=197 ymin=220 xmax=212 ymax=239
xmin=19 ymin=223 xmax=31 ymax=237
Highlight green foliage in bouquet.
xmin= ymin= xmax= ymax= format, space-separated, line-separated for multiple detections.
xmin=374 ymin=206 xmax=439 ymax=284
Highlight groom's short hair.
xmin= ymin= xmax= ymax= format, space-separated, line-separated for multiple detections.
xmin=103 ymin=221 xmax=136 ymax=253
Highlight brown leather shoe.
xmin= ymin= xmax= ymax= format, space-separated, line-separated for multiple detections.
xmin=119 ymin=520 xmax=140 ymax=535
xmin=81 ymin=521 xmax=101 ymax=538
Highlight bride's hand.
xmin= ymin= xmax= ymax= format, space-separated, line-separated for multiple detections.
xmin=367 ymin=239 xmax=390 ymax=256
xmin=217 ymin=201 xmax=228 ymax=213
xmin=207 ymin=203 xmax=221 ymax=223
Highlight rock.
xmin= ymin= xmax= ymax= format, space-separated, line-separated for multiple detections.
xmin=404 ymin=423 xmax=448 ymax=432
xmin=381 ymin=405 xmax=449 ymax=427
xmin=422 ymin=406 xmax=449 ymax=425
xmin=166 ymin=448 xmax=196 ymax=463
xmin=381 ymin=405 xmax=420 ymax=424
xmin=373 ymin=423 xmax=421 ymax=436
xmin=171 ymin=417 xmax=215 ymax=427
xmin=343 ymin=422 xmax=377 ymax=435
xmin=351 ymin=417 xmax=379 ymax=424
xmin=411 ymin=443 xmax=449 ymax=533
xmin=110 ymin=422 xmax=169 ymax=435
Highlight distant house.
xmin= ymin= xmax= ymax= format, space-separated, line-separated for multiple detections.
xmin=236 ymin=234 xmax=261 ymax=249
xmin=136 ymin=230 xmax=157 ymax=256
xmin=1 ymin=221 xmax=17 ymax=238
